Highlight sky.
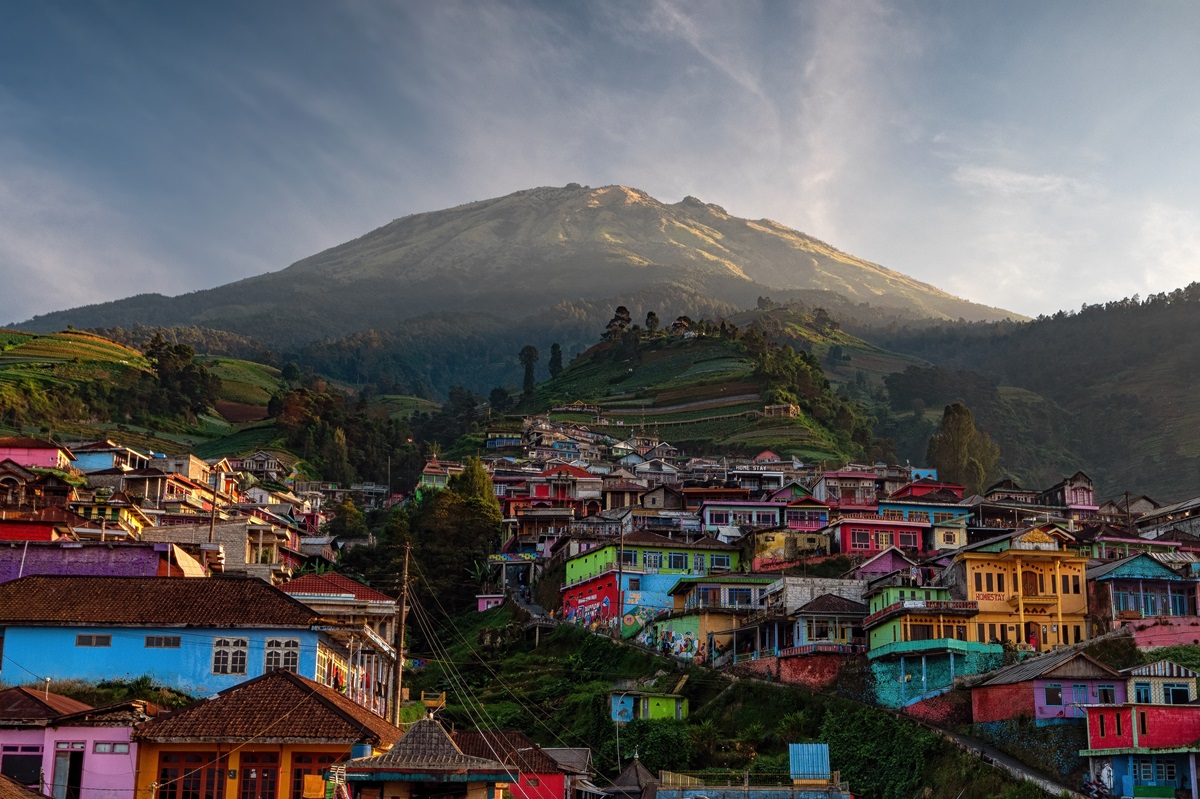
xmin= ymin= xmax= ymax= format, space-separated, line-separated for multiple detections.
xmin=4 ymin=0 xmax=1200 ymax=324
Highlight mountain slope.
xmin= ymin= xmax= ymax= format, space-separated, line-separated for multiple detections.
xmin=16 ymin=184 xmax=1016 ymax=344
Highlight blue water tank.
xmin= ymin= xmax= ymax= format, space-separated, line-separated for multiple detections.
xmin=351 ymin=743 xmax=373 ymax=759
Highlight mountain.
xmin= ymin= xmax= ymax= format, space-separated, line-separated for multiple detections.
xmin=15 ymin=184 xmax=1016 ymax=345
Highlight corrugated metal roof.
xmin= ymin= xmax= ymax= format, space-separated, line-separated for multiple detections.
xmin=1122 ymin=660 xmax=1200 ymax=678
xmin=977 ymin=649 xmax=1121 ymax=686
xmin=788 ymin=743 xmax=830 ymax=781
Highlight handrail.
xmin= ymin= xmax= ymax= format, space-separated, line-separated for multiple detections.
xmin=864 ymin=599 xmax=979 ymax=627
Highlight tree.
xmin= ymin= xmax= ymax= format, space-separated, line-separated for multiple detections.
xmin=926 ymin=402 xmax=1000 ymax=494
xmin=488 ymin=387 xmax=511 ymax=413
xmin=448 ymin=456 xmax=503 ymax=524
xmin=604 ymin=306 xmax=633 ymax=340
xmin=645 ymin=311 xmax=659 ymax=333
xmin=548 ymin=343 xmax=563 ymax=378
xmin=518 ymin=345 xmax=539 ymax=396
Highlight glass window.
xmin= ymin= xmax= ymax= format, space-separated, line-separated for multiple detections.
xmin=1 ymin=753 xmax=41 ymax=785
xmin=146 ymin=635 xmax=181 ymax=648
xmin=93 ymin=743 xmax=130 ymax=754
xmin=710 ymin=512 xmax=730 ymax=525
xmin=620 ymin=549 xmax=637 ymax=566
xmin=985 ymin=573 xmax=994 ymax=592
xmin=1165 ymin=683 xmax=1191 ymax=704
xmin=628 ymin=578 xmax=640 ymax=591
xmin=1061 ymin=575 xmax=1069 ymax=594
xmin=1140 ymin=711 xmax=1147 ymax=736
xmin=667 ymin=552 xmax=687 ymax=570
xmin=1098 ymin=715 xmax=1105 ymax=737
xmin=997 ymin=573 xmax=1005 ymax=593
xmin=643 ymin=551 xmax=662 ymax=569
xmin=1140 ymin=760 xmax=1153 ymax=781
xmin=728 ymin=588 xmax=753 ymax=607
xmin=974 ymin=572 xmax=983 ymax=592
xmin=1134 ymin=683 xmax=1152 ymax=703
xmin=851 ymin=529 xmax=871 ymax=549
xmin=710 ymin=554 xmax=731 ymax=570
xmin=899 ymin=532 xmax=918 ymax=549
xmin=1044 ymin=684 xmax=1062 ymax=705
xmin=264 ymin=639 xmax=300 ymax=673
xmin=212 ymin=638 xmax=248 ymax=675
xmin=1098 ymin=685 xmax=1116 ymax=704
xmin=75 ymin=634 xmax=112 ymax=647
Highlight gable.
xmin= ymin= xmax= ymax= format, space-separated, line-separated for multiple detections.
xmin=1091 ymin=553 xmax=1185 ymax=582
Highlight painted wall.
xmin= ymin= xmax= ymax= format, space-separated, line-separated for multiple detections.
xmin=0 ymin=524 xmax=61 ymax=542
xmin=1032 ymin=678 xmax=1124 ymax=724
xmin=0 ymin=626 xmax=322 ymax=696
xmin=0 ymin=447 xmax=69 ymax=470
xmin=43 ymin=725 xmax=139 ymax=799
xmin=905 ymin=688 xmax=973 ymax=727
xmin=0 ymin=544 xmax=169 ymax=583
xmin=1128 ymin=617 xmax=1200 ymax=649
xmin=1086 ymin=705 xmax=1200 ymax=750
xmin=619 ymin=573 xmax=677 ymax=638
xmin=972 ymin=683 xmax=1034 ymax=724
xmin=135 ymin=742 xmax=360 ymax=799
xmin=731 ymin=652 xmax=852 ymax=694
xmin=512 ymin=772 xmax=565 ymax=799
xmin=870 ymin=648 xmax=1004 ymax=709
xmin=637 ymin=615 xmax=709 ymax=664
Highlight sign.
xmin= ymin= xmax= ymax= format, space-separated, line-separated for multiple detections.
xmin=976 ymin=593 xmax=1006 ymax=601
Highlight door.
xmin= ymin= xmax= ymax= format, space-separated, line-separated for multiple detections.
xmin=692 ymin=553 xmax=705 ymax=573
xmin=239 ymin=753 xmax=278 ymax=799
xmin=1072 ymin=685 xmax=1088 ymax=717
xmin=1022 ymin=571 xmax=1039 ymax=597
xmin=52 ymin=744 xmax=84 ymax=799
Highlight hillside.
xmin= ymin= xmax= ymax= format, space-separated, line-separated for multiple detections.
xmin=867 ymin=284 xmax=1200 ymax=500
xmin=524 ymin=327 xmax=880 ymax=463
xmin=15 ymin=184 xmax=1017 ymax=345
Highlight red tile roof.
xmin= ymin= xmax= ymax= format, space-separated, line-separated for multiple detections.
xmin=135 ymin=671 xmax=400 ymax=746
xmin=0 ymin=775 xmax=46 ymax=799
xmin=0 ymin=686 xmax=92 ymax=721
xmin=620 ymin=531 xmax=737 ymax=551
xmin=0 ymin=576 xmax=318 ymax=627
xmin=346 ymin=717 xmax=507 ymax=775
xmin=281 ymin=573 xmax=395 ymax=604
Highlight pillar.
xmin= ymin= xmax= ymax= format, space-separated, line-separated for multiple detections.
xmin=1190 ymin=752 xmax=1197 ymax=799
xmin=1054 ymin=560 xmax=1063 ymax=646
xmin=950 ymin=651 xmax=955 ymax=684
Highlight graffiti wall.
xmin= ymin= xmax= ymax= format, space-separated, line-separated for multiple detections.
xmin=637 ymin=615 xmax=715 ymax=665
xmin=620 ymin=573 xmax=678 ymax=638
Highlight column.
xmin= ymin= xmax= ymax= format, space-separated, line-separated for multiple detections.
xmin=1189 ymin=752 xmax=1197 ymax=799
xmin=1054 ymin=560 xmax=1064 ymax=646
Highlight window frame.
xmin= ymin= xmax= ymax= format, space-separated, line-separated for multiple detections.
xmin=75 ymin=634 xmax=112 ymax=648
xmin=264 ymin=638 xmax=300 ymax=673
xmin=212 ymin=637 xmax=249 ymax=675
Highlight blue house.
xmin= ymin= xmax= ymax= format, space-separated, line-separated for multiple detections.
xmin=0 ymin=575 xmax=361 ymax=703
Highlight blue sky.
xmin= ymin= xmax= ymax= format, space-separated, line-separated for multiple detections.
xmin=4 ymin=1 xmax=1200 ymax=324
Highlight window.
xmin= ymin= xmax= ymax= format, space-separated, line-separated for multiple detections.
xmin=643 ymin=551 xmax=662 ymax=569
xmin=1156 ymin=761 xmax=1177 ymax=781
xmin=146 ymin=635 xmax=181 ymax=648
xmin=974 ymin=573 xmax=983 ymax=592
xmin=1165 ymin=683 xmax=1191 ymax=704
xmin=1061 ymin=575 xmax=1069 ymax=594
xmin=1044 ymin=684 xmax=1062 ymax=705
xmin=1140 ymin=711 xmax=1148 ymax=736
xmin=1135 ymin=683 xmax=1151 ymax=703
xmin=264 ymin=639 xmax=299 ymax=673
xmin=239 ymin=753 xmax=278 ymax=799
xmin=997 ymin=573 xmax=1005 ymax=593
xmin=899 ymin=532 xmax=918 ymax=549
xmin=1097 ymin=685 xmax=1116 ymax=704
xmin=711 ymin=554 xmax=731 ymax=570
xmin=710 ymin=512 xmax=730 ymax=526
xmin=1116 ymin=713 xmax=1123 ymax=736
xmin=851 ymin=529 xmax=871 ymax=550
xmin=620 ymin=549 xmax=637 ymax=566
xmin=666 ymin=552 xmax=687 ymax=570
xmin=877 ymin=532 xmax=892 ymax=548
xmin=212 ymin=638 xmax=248 ymax=675
xmin=93 ymin=743 xmax=130 ymax=754
xmin=75 ymin=634 xmax=111 ymax=647
xmin=628 ymin=578 xmax=640 ymax=591
xmin=1 ymin=746 xmax=42 ymax=785
xmin=1140 ymin=760 xmax=1154 ymax=782
xmin=290 ymin=754 xmax=337 ymax=799
xmin=985 ymin=573 xmax=994 ymax=592
xmin=727 ymin=588 xmax=753 ymax=607
xmin=1098 ymin=715 xmax=1105 ymax=737
xmin=941 ymin=531 xmax=956 ymax=545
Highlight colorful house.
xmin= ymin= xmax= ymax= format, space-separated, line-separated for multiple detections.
xmin=609 ymin=689 xmax=688 ymax=722
xmin=1121 ymin=661 xmax=1200 ymax=705
xmin=971 ymin=649 xmax=1124 ymax=725
xmin=0 ymin=438 xmax=75 ymax=472
xmin=0 ymin=576 xmax=368 ymax=710
xmin=862 ymin=571 xmax=1001 ymax=708
xmin=744 ymin=526 xmax=830 ymax=571
xmin=0 ymin=686 xmax=92 ymax=787
xmin=946 ymin=525 xmax=1090 ymax=652
xmin=41 ymin=700 xmax=159 ymax=799
xmin=1087 ymin=554 xmax=1199 ymax=644
xmin=134 ymin=670 xmax=401 ymax=799
xmin=636 ymin=575 xmax=776 ymax=664
xmin=826 ymin=517 xmax=927 ymax=557
xmin=561 ymin=532 xmax=739 ymax=637
xmin=1081 ymin=702 xmax=1200 ymax=799
xmin=697 ymin=501 xmax=783 ymax=541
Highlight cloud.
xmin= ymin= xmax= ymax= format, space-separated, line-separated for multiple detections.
xmin=952 ymin=165 xmax=1087 ymax=198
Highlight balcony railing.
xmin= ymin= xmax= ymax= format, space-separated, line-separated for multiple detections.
xmin=683 ymin=597 xmax=758 ymax=612
xmin=863 ymin=599 xmax=979 ymax=628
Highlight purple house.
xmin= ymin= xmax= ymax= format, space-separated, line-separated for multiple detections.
xmin=0 ymin=542 xmax=205 ymax=584
xmin=972 ymin=649 xmax=1124 ymax=726
xmin=847 ymin=547 xmax=916 ymax=581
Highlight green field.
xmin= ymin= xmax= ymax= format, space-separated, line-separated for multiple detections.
xmin=376 ymin=394 xmax=442 ymax=419
xmin=199 ymin=357 xmax=285 ymax=406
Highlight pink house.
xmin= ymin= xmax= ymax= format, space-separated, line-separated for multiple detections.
xmin=0 ymin=687 xmax=157 ymax=798
xmin=0 ymin=440 xmax=74 ymax=472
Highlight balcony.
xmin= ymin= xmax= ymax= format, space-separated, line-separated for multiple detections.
xmin=1007 ymin=593 xmax=1059 ymax=608
xmin=863 ymin=599 xmax=979 ymax=628
xmin=867 ymin=638 xmax=1002 ymax=661
xmin=682 ymin=597 xmax=758 ymax=612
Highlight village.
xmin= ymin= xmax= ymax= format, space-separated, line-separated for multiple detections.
xmin=1 ymin=418 xmax=1200 ymax=799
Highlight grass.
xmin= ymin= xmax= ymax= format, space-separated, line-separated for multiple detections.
xmin=200 ymin=357 xmax=284 ymax=407
xmin=376 ymin=394 xmax=442 ymax=419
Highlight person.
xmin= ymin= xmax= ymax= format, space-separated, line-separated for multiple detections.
xmin=1028 ymin=630 xmax=1039 ymax=651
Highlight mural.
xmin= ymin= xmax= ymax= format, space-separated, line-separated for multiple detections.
xmin=637 ymin=617 xmax=720 ymax=665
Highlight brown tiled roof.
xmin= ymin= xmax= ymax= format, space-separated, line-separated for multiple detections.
xmin=346 ymin=717 xmax=508 ymax=774
xmin=452 ymin=729 xmax=561 ymax=774
xmin=0 ymin=687 xmax=92 ymax=723
xmin=135 ymin=671 xmax=400 ymax=746
xmin=281 ymin=573 xmax=395 ymax=604
xmin=0 ymin=576 xmax=318 ymax=627
xmin=54 ymin=700 xmax=161 ymax=727
xmin=794 ymin=593 xmax=867 ymax=616
xmin=0 ymin=775 xmax=46 ymax=799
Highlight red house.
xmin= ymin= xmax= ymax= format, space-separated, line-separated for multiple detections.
xmin=1082 ymin=703 xmax=1200 ymax=798
xmin=827 ymin=517 xmax=927 ymax=556
xmin=452 ymin=730 xmax=567 ymax=799
xmin=561 ymin=572 xmax=619 ymax=626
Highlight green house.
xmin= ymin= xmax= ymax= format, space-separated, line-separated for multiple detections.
xmin=563 ymin=531 xmax=740 ymax=586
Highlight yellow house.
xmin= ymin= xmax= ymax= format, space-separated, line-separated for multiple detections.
xmin=951 ymin=525 xmax=1089 ymax=651
xmin=133 ymin=671 xmax=400 ymax=799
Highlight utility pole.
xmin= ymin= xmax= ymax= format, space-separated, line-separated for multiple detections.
xmin=207 ymin=472 xmax=221 ymax=545
xmin=391 ymin=543 xmax=411 ymax=726
xmin=616 ymin=533 xmax=624 ymax=637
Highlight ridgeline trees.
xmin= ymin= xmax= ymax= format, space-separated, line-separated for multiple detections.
xmin=548 ymin=343 xmax=563 ymax=378
xmin=519 ymin=345 xmax=539 ymax=396
xmin=926 ymin=402 xmax=1000 ymax=494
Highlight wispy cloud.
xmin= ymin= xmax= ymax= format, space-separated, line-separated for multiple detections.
xmin=952 ymin=165 xmax=1088 ymax=198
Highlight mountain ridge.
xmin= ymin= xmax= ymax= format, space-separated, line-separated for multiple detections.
xmin=14 ymin=184 xmax=1017 ymax=341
